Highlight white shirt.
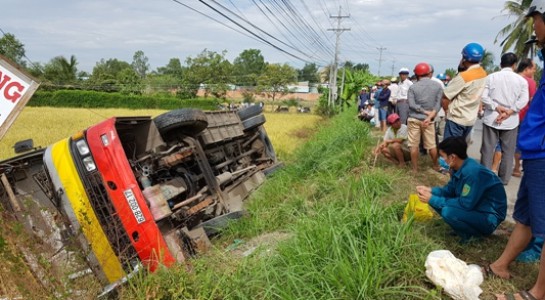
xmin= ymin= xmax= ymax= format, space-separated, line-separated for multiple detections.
xmin=431 ymin=77 xmax=445 ymax=118
xmin=397 ymin=79 xmax=413 ymax=100
xmin=389 ymin=83 xmax=399 ymax=103
xmin=384 ymin=124 xmax=408 ymax=146
xmin=481 ymin=67 xmax=529 ymax=130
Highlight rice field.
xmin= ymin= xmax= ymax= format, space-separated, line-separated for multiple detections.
xmin=262 ymin=113 xmax=322 ymax=158
xmin=0 ymin=107 xmax=322 ymax=160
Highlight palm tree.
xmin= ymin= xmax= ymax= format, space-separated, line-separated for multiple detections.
xmin=44 ymin=55 xmax=78 ymax=84
xmin=59 ymin=55 xmax=78 ymax=81
xmin=481 ymin=51 xmax=498 ymax=73
xmin=496 ymin=0 xmax=534 ymax=58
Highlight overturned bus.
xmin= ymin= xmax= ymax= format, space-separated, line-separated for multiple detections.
xmin=0 ymin=106 xmax=278 ymax=296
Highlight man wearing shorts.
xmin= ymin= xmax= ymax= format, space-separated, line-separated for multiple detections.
xmin=377 ymin=79 xmax=392 ymax=131
xmin=407 ymin=62 xmax=443 ymax=172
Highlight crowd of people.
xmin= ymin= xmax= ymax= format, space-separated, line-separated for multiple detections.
xmin=362 ymin=41 xmax=486 ymax=173
xmin=362 ymin=1 xmax=545 ymax=298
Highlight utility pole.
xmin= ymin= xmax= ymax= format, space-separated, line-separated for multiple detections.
xmin=328 ymin=6 xmax=350 ymax=108
xmin=339 ymin=66 xmax=346 ymax=111
xmin=391 ymin=57 xmax=396 ymax=77
xmin=377 ymin=46 xmax=386 ymax=77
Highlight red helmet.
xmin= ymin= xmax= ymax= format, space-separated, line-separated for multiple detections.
xmin=413 ymin=62 xmax=431 ymax=76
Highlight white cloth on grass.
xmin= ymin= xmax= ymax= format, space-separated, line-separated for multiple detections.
xmin=425 ymin=250 xmax=483 ymax=300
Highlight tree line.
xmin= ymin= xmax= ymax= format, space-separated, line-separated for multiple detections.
xmin=0 ymin=33 xmax=329 ymax=101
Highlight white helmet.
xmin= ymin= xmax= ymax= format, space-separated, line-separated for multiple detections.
xmin=398 ymin=67 xmax=410 ymax=75
xmin=527 ymin=0 xmax=545 ymax=17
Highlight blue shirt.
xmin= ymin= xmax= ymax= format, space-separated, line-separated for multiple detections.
xmin=429 ymin=158 xmax=506 ymax=222
xmin=518 ymin=54 xmax=545 ymax=160
xmin=358 ymin=92 xmax=369 ymax=106
xmin=378 ymin=88 xmax=391 ymax=107
xmin=374 ymin=87 xmax=383 ymax=108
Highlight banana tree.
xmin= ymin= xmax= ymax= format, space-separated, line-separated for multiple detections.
xmin=340 ymin=68 xmax=379 ymax=107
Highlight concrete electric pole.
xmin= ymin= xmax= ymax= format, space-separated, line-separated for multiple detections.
xmin=327 ymin=6 xmax=350 ymax=108
xmin=377 ymin=46 xmax=386 ymax=77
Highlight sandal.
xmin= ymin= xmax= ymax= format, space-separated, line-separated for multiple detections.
xmin=502 ymin=290 xmax=537 ymax=300
xmin=482 ymin=264 xmax=510 ymax=280
xmin=512 ymin=171 xmax=522 ymax=177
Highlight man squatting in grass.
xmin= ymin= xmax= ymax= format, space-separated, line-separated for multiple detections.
xmin=374 ymin=113 xmax=410 ymax=167
xmin=484 ymin=2 xmax=545 ymax=300
xmin=416 ymin=137 xmax=507 ymax=243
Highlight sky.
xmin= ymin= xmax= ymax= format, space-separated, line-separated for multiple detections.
xmin=1 ymin=0 xmax=518 ymax=78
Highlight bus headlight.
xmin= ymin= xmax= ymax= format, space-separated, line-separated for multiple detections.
xmin=76 ymin=140 xmax=90 ymax=156
xmin=82 ymin=156 xmax=97 ymax=172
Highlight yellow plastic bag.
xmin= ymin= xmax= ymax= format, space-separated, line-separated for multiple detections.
xmin=402 ymin=193 xmax=434 ymax=222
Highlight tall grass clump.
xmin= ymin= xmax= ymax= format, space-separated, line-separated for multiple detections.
xmin=288 ymin=110 xmax=370 ymax=178
xmin=227 ymin=177 xmax=437 ymax=299
xmin=122 ymin=109 xmax=442 ymax=299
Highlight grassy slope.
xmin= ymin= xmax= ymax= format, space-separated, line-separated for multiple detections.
xmin=123 ymin=109 xmax=540 ymax=300
xmin=121 ymin=109 xmax=449 ymax=299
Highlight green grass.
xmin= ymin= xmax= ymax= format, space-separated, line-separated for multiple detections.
xmin=120 ymin=109 xmax=537 ymax=300
xmin=120 ymin=109 xmax=445 ymax=299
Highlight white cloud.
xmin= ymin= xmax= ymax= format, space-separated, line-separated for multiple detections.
xmin=1 ymin=0 xmax=519 ymax=75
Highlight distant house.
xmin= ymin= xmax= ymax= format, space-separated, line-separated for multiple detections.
xmin=197 ymin=81 xmax=320 ymax=102
xmin=288 ymin=81 xmax=310 ymax=93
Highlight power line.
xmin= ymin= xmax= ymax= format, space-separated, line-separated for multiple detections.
xmin=212 ymin=0 xmax=327 ymax=61
xmin=298 ymin=0 xmax=336 ymax=50
xmin=169 ymin=1 xmax=263 ymax=45
xmin=249 ymin=0 xmax=330 ymax=62
xmin=277 ymin=0 xmax=334 ymax=57
xmin=257 ymin=0 xmax=333 ymax=60
xmin=191 ymin=0 xmax=313 ymax=63
xmin=0 ymin=26 xmax=40 ymax=70
xmin=171 ymin=0 xmax=321 ymax=64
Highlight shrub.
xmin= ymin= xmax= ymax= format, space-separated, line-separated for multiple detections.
xmin=28 ymin=90 xmax=218 ymax=110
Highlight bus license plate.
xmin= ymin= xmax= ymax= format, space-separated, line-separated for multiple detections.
xmin=123 ymin=189 xmax=146 ymax=224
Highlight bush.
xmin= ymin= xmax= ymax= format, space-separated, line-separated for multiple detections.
xmin=315 ymin=88 xmax=338 ymax=117
xmin=28 ymin=90 xmax=218 ymax=110
xmin=282 ymin=98 xmax=300 ymax=107
xmin=242 ymin=90 xmax=255 ymax=103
